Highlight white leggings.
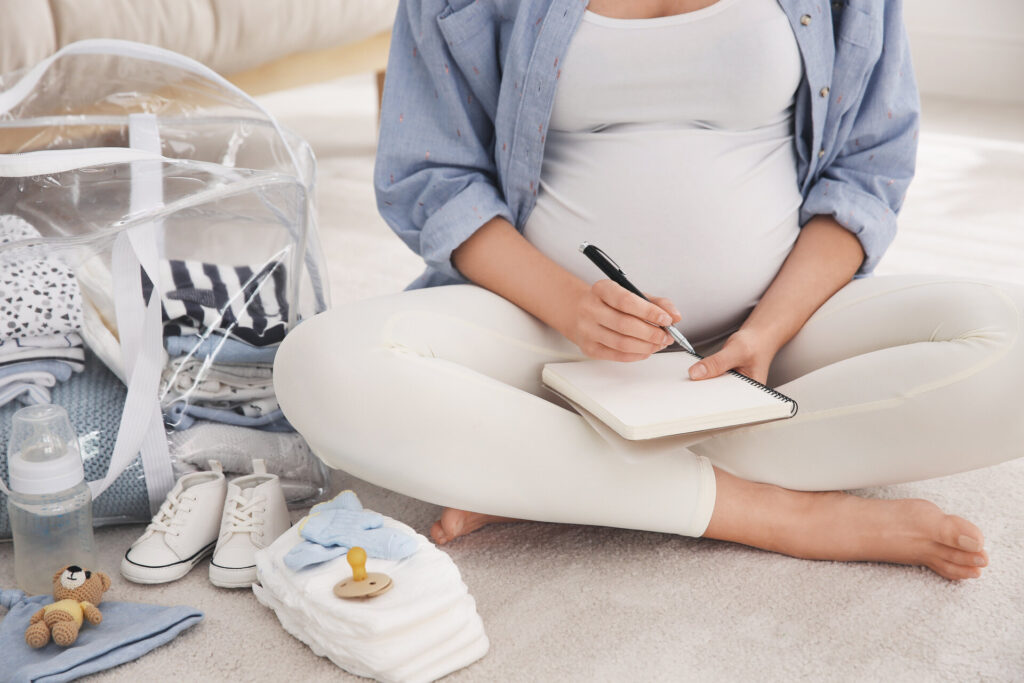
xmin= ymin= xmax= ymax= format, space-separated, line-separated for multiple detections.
xmin=274 ymin=274 xmax=1024 ymax=537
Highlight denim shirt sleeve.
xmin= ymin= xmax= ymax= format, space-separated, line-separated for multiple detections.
xmin=374 ymin=0 xmax=513 ymax=284
xmin=800 ymin=1 xmax=920 ymax=276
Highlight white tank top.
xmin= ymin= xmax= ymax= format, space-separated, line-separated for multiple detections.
xmin=522 ymin=0 xmax=804 ymax=344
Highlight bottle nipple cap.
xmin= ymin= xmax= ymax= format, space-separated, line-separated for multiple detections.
xmin=7 ymin=404 xmax=85 ymax=495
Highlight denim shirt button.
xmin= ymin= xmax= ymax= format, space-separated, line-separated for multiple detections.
xmin=800 ymin=14 xmax=812 ymax=25
xmin=819 ymin=86 xmax=830 ymax=98
xmin=818 ymin=148 xmax=826 ymax=158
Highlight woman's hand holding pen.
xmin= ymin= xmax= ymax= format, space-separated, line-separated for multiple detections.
xmin=449 ymin=220 xmax=685 ymax=363
xmin=562 ymin=279 xmax=682 ymax=362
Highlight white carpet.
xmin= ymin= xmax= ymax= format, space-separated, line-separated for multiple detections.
xmin=2 ymin=75 xmax=1023 ymax=681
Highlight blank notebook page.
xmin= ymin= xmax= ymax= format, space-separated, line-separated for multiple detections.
xmin=542 ymin=351 xmax=796 ymax=440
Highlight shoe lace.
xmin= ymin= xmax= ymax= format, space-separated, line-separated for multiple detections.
xmin=224 ymin=493 xmax=265 ymax=535
xmin=145 ymin=491 xmax=197 ymax=538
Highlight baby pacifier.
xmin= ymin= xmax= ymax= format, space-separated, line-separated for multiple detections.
xmin=333 ymin=547 xmax=393 ymax=599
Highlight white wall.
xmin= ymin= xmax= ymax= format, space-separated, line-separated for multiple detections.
xmin=904 ymin=0 xmax=1024 ymax=103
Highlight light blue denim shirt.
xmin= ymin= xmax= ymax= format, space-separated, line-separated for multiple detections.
xmin=375 ymin=0 xmax=919 ymax=289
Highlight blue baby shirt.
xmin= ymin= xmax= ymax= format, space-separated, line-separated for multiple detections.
xmin=375 ymin=0 xmax=920 ymax=286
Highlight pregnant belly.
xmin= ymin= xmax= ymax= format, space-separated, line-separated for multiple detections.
xmin=523 ymin=123 xmax=803 ymax=345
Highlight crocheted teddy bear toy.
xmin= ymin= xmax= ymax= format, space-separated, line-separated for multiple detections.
xmin=25 ymin=565 xmax=112 ymax=648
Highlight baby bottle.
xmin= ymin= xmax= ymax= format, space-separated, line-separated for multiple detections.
xmin=6 ymin=404 xmax=97 ymax=595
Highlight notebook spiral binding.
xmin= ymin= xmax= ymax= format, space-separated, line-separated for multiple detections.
xmin=684 ymin=349 xmax=798 ymax=413
xmin=726 ymin=369 xmax=798 ymax=413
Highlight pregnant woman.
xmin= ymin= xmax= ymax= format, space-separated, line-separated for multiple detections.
xmin=275 ymin=0 xmax=1024 ymax=580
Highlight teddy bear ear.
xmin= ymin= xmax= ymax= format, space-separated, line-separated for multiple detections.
xmin=98 ymin=572 xmax=111 ymax=591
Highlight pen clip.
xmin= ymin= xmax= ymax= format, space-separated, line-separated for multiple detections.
xmin=579 ymin=242 xmax=621 ymax=271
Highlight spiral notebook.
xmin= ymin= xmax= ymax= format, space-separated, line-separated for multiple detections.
xmin=542 ymin=351 xmax=798 ymax=440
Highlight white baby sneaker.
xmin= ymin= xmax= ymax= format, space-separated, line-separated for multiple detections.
xmin=209 ymin=459 xmax=291 ymax=588
xmin=121 ymin=461 xmax=227 ymax=584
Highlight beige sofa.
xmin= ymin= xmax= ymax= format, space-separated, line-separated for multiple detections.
xmin=0 ymin=0 xmax=399 ymax=95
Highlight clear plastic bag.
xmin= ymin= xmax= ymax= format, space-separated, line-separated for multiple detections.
xmin=0 ymin=40 xmax=332 ymax=537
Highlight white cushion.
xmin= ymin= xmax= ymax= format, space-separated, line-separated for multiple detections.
xmin=0 ymin=0 xmax=399 ymax=75
xmin=0 ymin=0 xmax=57 ymax=76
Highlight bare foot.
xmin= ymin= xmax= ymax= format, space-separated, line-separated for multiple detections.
xmin=705 ymin=468 xmax=989 ymax=581
xmin=430 ymin=507 xmax=521 ymax=545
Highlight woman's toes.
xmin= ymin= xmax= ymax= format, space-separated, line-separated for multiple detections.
xmin=929 ymin=542 xmax=988 ymax=569
xmin=928 ymin=556 xmax=983 ymax=581
xmin=430 ymin=520 xmax=449 ymax=545
xmin=431 ymin=508 xmax=523 ymax=546
xmin=937 ymin=514 xmax=985 ymax=552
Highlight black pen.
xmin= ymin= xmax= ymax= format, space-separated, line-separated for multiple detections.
xmin=579 ymin=241 xmax=697 ymax=355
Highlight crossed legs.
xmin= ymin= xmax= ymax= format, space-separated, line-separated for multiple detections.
xmin=275 ymin=275 xmax=1024 ymax=579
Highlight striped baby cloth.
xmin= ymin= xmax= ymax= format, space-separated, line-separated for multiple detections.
xmin=142 ymin=258 xmax=289 ymax=347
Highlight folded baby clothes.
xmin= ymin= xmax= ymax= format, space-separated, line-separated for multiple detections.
xmin=166 ymin=421 xmax=326 ymax=501
xmin=164 ymin=356 xmax=274 ymax=385
xmin=0 ymin=378 xmax=54 ymax=407
xmin=164 ymin=332 xmax=278 ymax=364
xmin=0 ymin=333 xmax=83 ymax=356
xmin=203 ymin=395 xmax=281 ymax=416
xmin=144 ymin=259 xmax=295 ymax=441
xmin=0 ymin=347 xmax=85 ymax=369
xmin=163 ymin=382 xmax=278 ymax=406
xmin=163 ymin=403 xmax=290 ymax=431
xmin=253 ymin=501 xmax=489 ymax=683
xmin=0 ymin=360 xmax=80 ymax=410
xmin=0 ymin=215 xmax=84 ymax=342
xmin=0 ymin=588 xmax=203 ymax=683
xmin=167 ymin=394 xmax=279 ymax=418
xmin=0 ymin=216 xmax=88 ymax=411
xmin=0 ymin=360 xmax=76 ymax=383
xmin=76 ymin=243 xmax=294 ymax=441
xmin=141 ymin=258 xmax=289 ymax=347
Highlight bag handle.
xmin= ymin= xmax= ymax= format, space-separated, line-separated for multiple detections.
xmin=87 ymin=114 xmax=175 ymax=508
xmin=0 ymin=39 xmax=307 ymax=184
xmin=0 ymin=148 xmax=157 ymax=177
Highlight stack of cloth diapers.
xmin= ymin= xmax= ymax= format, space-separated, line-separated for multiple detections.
xmin=253 ymin=491 xmax=489 ymax=683
xmin=0 ymin=215 xmax=85 ymax=409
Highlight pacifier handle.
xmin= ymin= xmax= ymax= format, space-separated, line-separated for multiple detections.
xmin=347 ymin=547 xmax=368 ymax=581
